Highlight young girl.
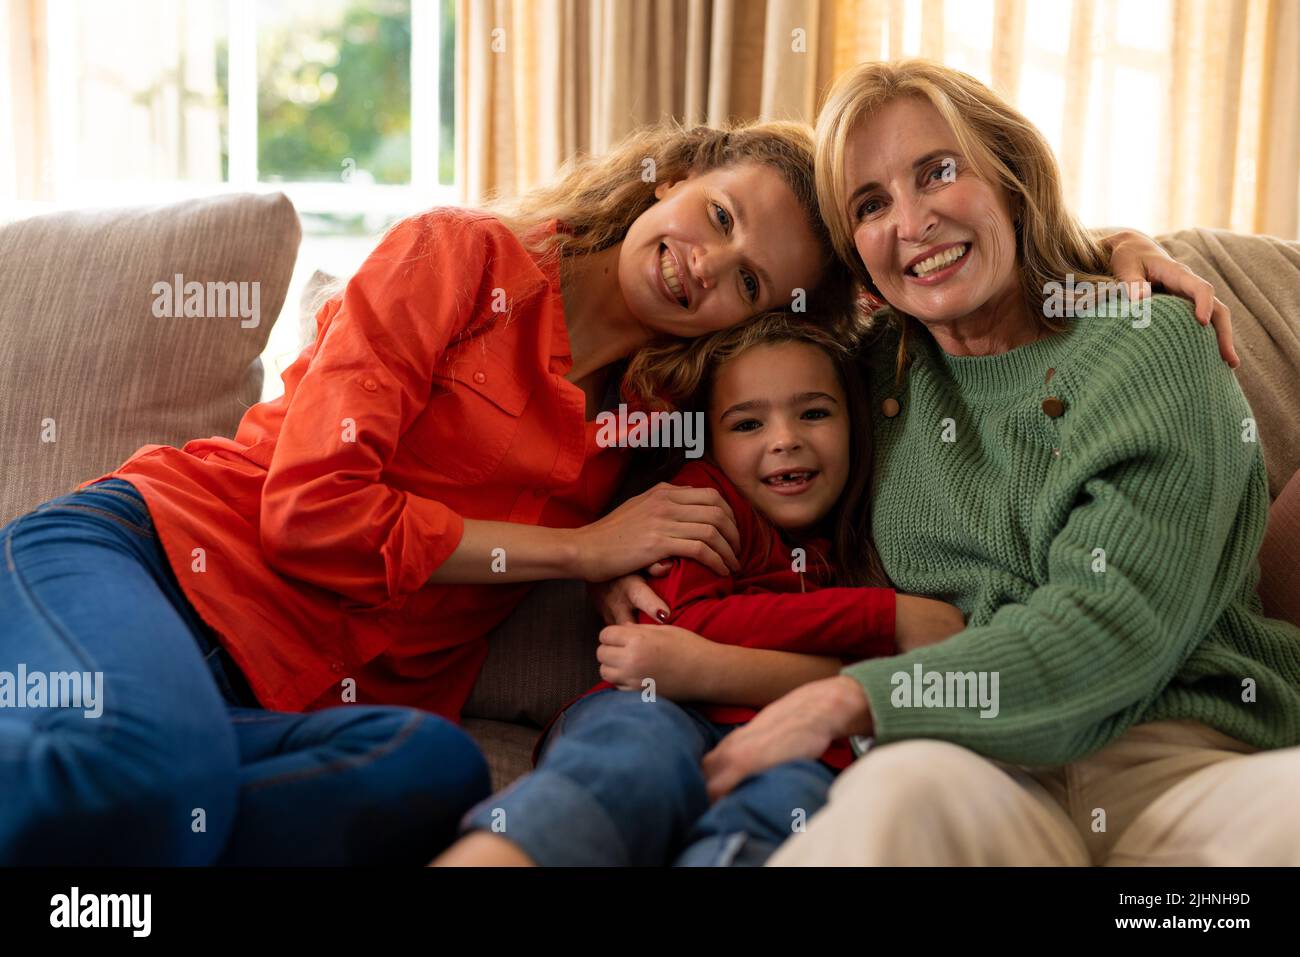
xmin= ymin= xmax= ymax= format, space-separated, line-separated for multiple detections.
xmin=435 ymin=312 xmax=964 ymax=867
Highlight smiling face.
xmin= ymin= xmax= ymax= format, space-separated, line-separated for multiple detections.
xmin=709 ymin=340 xmax=850 ymax=535
xmin=842 ymin=96 xmax=1022 ymax=327
xmin=619 ymin=163 xmax=827 ymax=339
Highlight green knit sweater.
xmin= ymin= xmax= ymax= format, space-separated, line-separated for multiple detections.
xmin=847 ymin=294 xmax=1300 ymax=766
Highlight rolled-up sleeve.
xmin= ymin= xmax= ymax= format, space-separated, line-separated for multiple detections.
xmin=649 ymin=557 xmax=896 ymax=659
xmin=258 ymin=210 xmax=497 ymax=609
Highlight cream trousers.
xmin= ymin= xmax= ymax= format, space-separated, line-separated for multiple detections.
xmin=768 ymin=720 xmax=1300 ymax=866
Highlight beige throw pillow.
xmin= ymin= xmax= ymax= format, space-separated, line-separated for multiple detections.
xmin=0 ymin=191 xmax=300 ymax=526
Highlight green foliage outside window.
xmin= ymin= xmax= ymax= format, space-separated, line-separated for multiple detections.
xmin=215 ymin=0 xmax=452 ymax=188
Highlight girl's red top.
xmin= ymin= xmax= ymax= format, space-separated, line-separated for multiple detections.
xmin=551 ymin=458 xmax=897 ymax=770
xmin=78 ymin=208 xmax=629 ymax=720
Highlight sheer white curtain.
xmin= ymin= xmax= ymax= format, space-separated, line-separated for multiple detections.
xmin=2 ymin=0 xmax=224 ymax=209
xmin=1 ymin=0 xmax=51 ymax=204
xmin=821 ymin=0 xmax=1300 ymax=237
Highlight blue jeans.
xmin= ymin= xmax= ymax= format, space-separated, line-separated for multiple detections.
xmin=0 ymin=478 xmax=491 ymax=865
xmin=460 ymin=688 xmax=835 ymax=866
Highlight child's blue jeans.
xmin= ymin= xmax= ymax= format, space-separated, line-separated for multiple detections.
xmin=0 ymin=477 xmax=491 ymax=865
xmin=460 ymin=688 xmax=836 ymax=866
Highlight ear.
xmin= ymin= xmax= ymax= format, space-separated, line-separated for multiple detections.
xmin=653 ymin=175 xmax=688 ymax=201
xmin=1004 ymin=187 xmax=1024 ymax=226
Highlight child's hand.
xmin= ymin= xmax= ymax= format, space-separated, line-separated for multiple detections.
xmin=589 ymin=574 xmax=669 ymax=625
xmin=894 ymin=594 xmax=966 ymax=653
xmin=597 ymin=623 xmax=712 ymax=700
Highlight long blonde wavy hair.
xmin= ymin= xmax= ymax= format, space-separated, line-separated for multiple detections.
xmin=485 ymin=119 xmax=860 ymax=332
xmin=623 ymin=311 xmax=888 ymax=589
xmin=814 ymin=59 xmax=1112 ymax=383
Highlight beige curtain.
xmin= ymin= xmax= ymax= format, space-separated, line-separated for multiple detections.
xmin=1163 ymin=0 xmax=1300 ymax=238
xmin=457 ymin=0 xmax=1300 ymax=238
xmin=2 ymin=0 xmax=51 ymax=201
xmin=456 ymin=0 xmax=836 ymax=203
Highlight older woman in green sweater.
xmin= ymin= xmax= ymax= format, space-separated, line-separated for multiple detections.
xmin=668 ymin=60 xmax=1300 ymax=865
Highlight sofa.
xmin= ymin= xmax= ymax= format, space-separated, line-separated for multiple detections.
xmin=3 ymin=192 xmax=1298 ymax=793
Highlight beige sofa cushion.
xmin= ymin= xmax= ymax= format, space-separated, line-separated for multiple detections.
xmin=463 ymin=578 xmax=604 ymax=727
xmin=1258 ymin=468 xmax=1300 ymax=629
xmin=299 ymin=268 xmax=340 ymax=348
xmin=0 ymin=192 xmax=300 ymax=526
xmin=461 ymin=718 xmax=545 ymax=792
xmin=1158 ymin=228 xmax=1300 ymax=500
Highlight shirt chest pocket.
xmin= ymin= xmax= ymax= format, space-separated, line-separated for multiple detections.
xmin=401 ymin=364 xmax=533 ymax=484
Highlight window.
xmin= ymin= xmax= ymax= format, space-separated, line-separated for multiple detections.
xmin=45 ymin=0 xmax=455 ymax=213
xmin=39 ymin=0 xmax=458 ymax=401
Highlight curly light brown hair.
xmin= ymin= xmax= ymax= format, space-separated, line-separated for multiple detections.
xmin=487 ymin=118 xmax=862 ymax=334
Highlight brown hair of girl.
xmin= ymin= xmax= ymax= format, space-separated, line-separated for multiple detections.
xmin=624 ymin=311 xmax=889 ymax=589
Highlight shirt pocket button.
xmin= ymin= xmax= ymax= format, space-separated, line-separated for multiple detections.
xmin=473 ymin=371 xmax=487 ymax=384
xmin=362 ymin=378 xmax=379 ymax=392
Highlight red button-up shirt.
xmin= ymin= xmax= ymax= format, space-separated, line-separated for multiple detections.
xmin=80 ymin=208 xmax=629 ymax=719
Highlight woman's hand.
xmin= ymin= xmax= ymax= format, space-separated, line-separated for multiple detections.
xmin=571 ymin=482 xmax=742 ymax=582
xmin=597 ymin=623 xmax=714 ymax=700
xmin=894 ymin=594 xmax=965 ymax=653
xmin=1103 ymin=229 xmax=1239 ymax=367
xmin=701 ymin=675 xmax=873 ymax=801
xmin=589 ymin=573 xmax=670 ymax=625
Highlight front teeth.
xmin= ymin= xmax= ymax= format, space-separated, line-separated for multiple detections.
xmin=910 ymin=244 xmax=968 ymax=277
xmin=765 ymin=471 xmax=814 ymax=484
xmin=660 ymin=247 xmax=686 ymax=304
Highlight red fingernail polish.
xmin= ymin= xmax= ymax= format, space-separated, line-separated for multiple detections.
xmin=656 ymin=610 xmax=668 ymax=622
